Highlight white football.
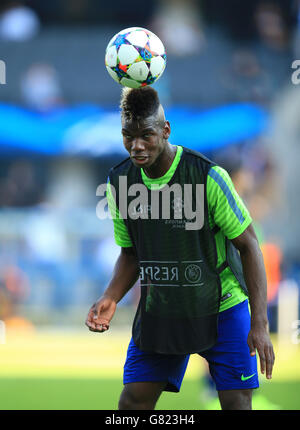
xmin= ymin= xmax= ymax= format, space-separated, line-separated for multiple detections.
xmin=105 ymin=27 xmax=166 ymax=88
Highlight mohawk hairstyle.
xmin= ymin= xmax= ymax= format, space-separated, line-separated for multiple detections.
xmin=120 ymin=86 xmax=160 ymax=121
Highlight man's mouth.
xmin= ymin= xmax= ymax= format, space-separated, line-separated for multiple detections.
xmin=131 ymin=155 xmax=149 ymax=163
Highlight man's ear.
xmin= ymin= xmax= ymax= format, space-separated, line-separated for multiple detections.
xmin=163 ymin=120 xmax=171 ymax=139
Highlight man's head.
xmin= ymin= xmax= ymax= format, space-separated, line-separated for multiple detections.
xmin=120 ymin=86 xmax=171 ymax=169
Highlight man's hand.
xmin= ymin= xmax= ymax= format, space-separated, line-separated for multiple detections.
xmin=85 ymin=247 xmax=139 ymax=334
xmin=247 ymin=324 xmax=275 ymax=379
xmin=85 ymin=296 xmax=117 ymax=333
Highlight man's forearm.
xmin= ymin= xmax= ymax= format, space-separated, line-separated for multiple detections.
xmin=104 ymin=247 xmax=140 ymax=304
xmin=231 ymin=225 xmax=268 ymax=328
xmin=239 ymin=240 xmax=268 ymax=327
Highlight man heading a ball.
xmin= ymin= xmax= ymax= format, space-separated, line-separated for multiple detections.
xmin=85 ymin=86 xmax=275 ymax=410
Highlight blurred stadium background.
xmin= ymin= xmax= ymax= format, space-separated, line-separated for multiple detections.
xmin=0 ymin=0 xmax=299 ymax=410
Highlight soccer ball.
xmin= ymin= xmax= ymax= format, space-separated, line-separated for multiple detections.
xmin=105 ymin=27 xmax=166 ymax=88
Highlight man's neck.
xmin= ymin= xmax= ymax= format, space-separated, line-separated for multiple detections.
xmin=143 ymin=143 xmax=176 ymax=179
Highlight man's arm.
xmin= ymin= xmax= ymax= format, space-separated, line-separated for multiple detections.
xmin=85 ymin=246 xmax=139 ymax=333
xmin=231 ymin=223 xmax=275 ymax=379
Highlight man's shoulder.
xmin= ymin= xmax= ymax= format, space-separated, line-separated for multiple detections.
xmin=182 ymin=146 xmax=215 ymax=166
xmin=207 ymin=165 xmax=233 ymax=186
xmin=181 ymin=146 xmax=216 ymax=173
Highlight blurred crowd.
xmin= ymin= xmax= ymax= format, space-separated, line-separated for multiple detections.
xmin=0 ymin=0 xmax=296 ymax=106
xmin=0 ymin=0 xmax=299 ymax=331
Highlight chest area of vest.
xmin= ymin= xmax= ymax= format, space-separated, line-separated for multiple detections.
xmin=124 ymin=161 xmax=208 ymax=232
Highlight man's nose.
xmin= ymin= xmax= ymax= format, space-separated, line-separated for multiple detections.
xmin=131 ymin=138 xmax=145 ymax=152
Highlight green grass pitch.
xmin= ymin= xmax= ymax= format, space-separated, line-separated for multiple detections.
xmin=0 ymin=378 xmax=299 ymax=410
xmin=0 ymin=329 xmax=299 ymax=410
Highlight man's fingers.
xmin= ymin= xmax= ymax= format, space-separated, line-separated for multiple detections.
xmin=259 ymin=354 xmax=266 ymax=375
xmin=86 ymin=320 xmax=96 ymax=330
xmin=89 ymin=324 xmax=109 ymax=333
xmin=265 ymin=347 xmax=271 ymax=377
xmin=248 ymin=336 xmax=256 ymax=356
xmin=265 ymin=346 xmax=275 ymax=379
xmin=85 ymin=305 xmax=97 ymax=329
xmin=258 ymin=345 xmax=265 ymax=374
xmin=93 ymin=304 xmax=100 ymax=320
xmin=248 ymin=330 xmax=275 ymax=380
xmin=85 ymin=315 xmax=95 ymax=330
xmin=257 ymin=342 xmax=275 ymax=379
xmin=95 ymin=324 xmax=109 ymax=332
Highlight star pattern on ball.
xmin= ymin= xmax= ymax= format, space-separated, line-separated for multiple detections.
xmin=113 ymin=33 xmax=131 ymax=50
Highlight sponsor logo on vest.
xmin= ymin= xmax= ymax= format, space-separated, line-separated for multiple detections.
xmin=139 ymin=261 xmax=204 ymax=287
xmin=140 ymin=264 xmax=179 ymax=283
xmin=96 ymin=176 xmax=204 ymax=231
xmin=184 ymin=264 xmax=202 ymax=283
